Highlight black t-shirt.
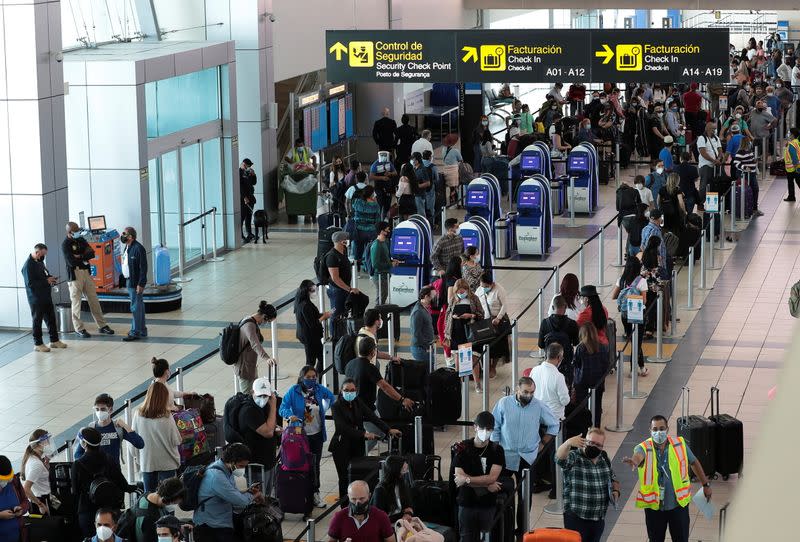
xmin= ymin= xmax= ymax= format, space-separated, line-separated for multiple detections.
xmin=239 ymin=402 xmax=277 ymax=469
xmin=344 ymin=357 xmax=383 ymax=411
xmin=452 ymin=439 xmax=506 ymax=508
xmin=325 ymin=248 xmax=351 ymax=289
xmin=676 ymin=161 xmax=700 ymax=199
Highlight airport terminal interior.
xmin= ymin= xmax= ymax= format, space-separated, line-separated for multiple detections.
xmin=1 ymin=1 xmax=799 ymax=541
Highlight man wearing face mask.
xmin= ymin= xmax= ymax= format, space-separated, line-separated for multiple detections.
xmin=90 ymin=509 xmax=124 ymax=542
xmin=73 ymin=393 xmax=144 ymax=475
xmin=623 ymin=415 xmax=712 ymax=542
xmin=646 ymin=162 xmax=668 ymax=209
xmin=696 ymin=121 xmax=723 ymax=198
xmin=131 ymin=477 xmax=186 ymax=542
xmin=231 ymin=378 xmax=279 ymax=495
xmin=369 ymin=151 xmax=398 ymax=218
xmin=21 ymin=243 xmax=66 ymax=352
xmin=155 ymin=515 xmax=185 ymax=542
xmin=326 ymin=232 xmax=359 ymax=321
xmin=492 ymin=377 xmax=559 ymax=534
xmin=328 ymin=480 xmax=395 ymax=542
xmin=452 ymin=411 xmax=505 ymax=542
xmin=120 ymin=226 xmax=148 ymax=342
xmin=355 ymin=309 xmax=401 ymax=369
xmin=409 ymin=287 xmax=435 ymax=363
xmin=556 ymin=428 xmax=619 ymax=542
xmin=640 ymin=209 xmax=668 ymax=272
xmin=239 ymin=158 xmax=256 ymax=243
xmin=194 ymin=443 xmax=263 ymax=542
xmin=647 ymin=104 xmax=668 ymax=167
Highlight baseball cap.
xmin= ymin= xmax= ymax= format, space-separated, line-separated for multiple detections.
xmin=332 ymin=231 xmax=350 ymax=243
xmin=664 ymin=136 xmax=674 ymax=144
xmin=252 ymin=377 xmax=273 ymax=397
xmin=731 ymin=124 xmax=741 ymax=133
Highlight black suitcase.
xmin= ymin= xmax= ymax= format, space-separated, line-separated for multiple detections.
xmin=709 ymin=386 xmax=743 ymax=479
xmin=491 ymin=479 xmax=516 ymax=542
xmin=385 ymin=359 xmax=429 ymax=393
xmin=386 ymin=422 xmax=435 ymax=456
xmin=377 ymin=361 xmax=427 ymax=422
xmin=676 ymin=387 xmax=716 ymax=479
xmin=375 ymin=304 xmax=401 ymax=340
xmin=348 ymin=456 xmax=384 ymax=492
xmin=318 ymin=212 xmax=343 ymax=231
xmin=275 ymin=468 xmax=313 ymax=515
xmin=426 ymin=368 xmax=462 ymax=426
xmin=410 ymin=480 xmax=454 ymax=527
xmin=26 ymin=515 xmax=66 ymax=542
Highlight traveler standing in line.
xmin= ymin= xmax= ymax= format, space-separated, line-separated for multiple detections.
xmin=443 ymin=279 xmax=485 ymax=393
xmin=492 ymin=377 xmax=560 ymax=534
xmin=696 ymin=121 xmax=723 ymax=198
xmin=395 ymin=162 xmax=418 ymax=221
xmin=573 ymin=324 xmax=611 ymax=427
xmin=326 ymin=231 xmax=359 ymax=321
xmin=557 ymin=429 xmax=620 ymax=542
xmin=62 ymin=222 xmax=114 ymax=338
xmin=409 ymin=286 xmax=435 ymax=364
xmin=193 ymin=443 xmax=264 ymax=542
xmin=234 ymin=301 xmax=277 ymax=393
xmin=352 ymin=185 xmax=381 ymax=265
xmin=155 ymin=515 xmax=184 ymax=542
xmin=530 ymin=344 xmax=570 ymax=422
xmin=411 ymin=129 xmax=433 ymax=157
xmin=784 ymin=127 xmax=800 ymax=202
xmin=231 ymin=378 xmax=279 ymax=497
xmin=21 ymin=429 xmax=52 ymax=515
xmin=369 ymin=151 xmax=399 ymax=219
xmin=436 ymin=256 xmax=463 ymax=367
xmin=89 ymin=508 xmax=124 ymax=542
xmin=675 ymin=152 xmax=700 ymax=215
xmin=21 ymin=243 xmax=67 ymax=353
xmin=239 ymin=158 xmax=256 ymax=243
xmin=412 ymin=152 xmax=433 ymax=220
xmin=370 ymin=456 xmax=415 ymax=521
xmin=623 ymin=415 xmax=712 ymax=542
xmin=280 ymin=366 xmax=335 ymax=508
xmin=658 ymin=173 xmax=685 ymax=235
xmin=432 ymin=218 xmax=464 ymax=276
xmin=576 ymin=285 xmax=610 ymax=347
xmin=0 ymin=455 xmax=28 ymax=542
xmin=132 ymin=382 xmax=181 ymax=492
xmin=548 ymin=273 xmax=584 ymax=321
xmin=476 ymin=273 xmax=510 ymax=377
xmin=472 ymin=116 xmax=489 ymax=172
xmin=355 ymin=309 xmax=401 ymax=370
xmin=327 ymin=481 xmax=395 ymax=542
xmin=329 ymin=379 xmax=400 ymax=503
xmin=452 ymin=411 xmax=506 ymax=542
xmin=369 ymin=222 xmax=397 ymax=306
xmin=539 ymin=295 xmax=580 ymax=385
xmin=73 ymin=393 xmax=144 ymax=472
xmin=640 ymin=209 xmax=668 ymax=271
xmin=395 ymin=114 xmax=418 ymax=168
xmin=120 ymin=227 xmax=148 ymax=342
xmin=733 ymin=136 xmax=764 ymax=216
xmin=151 ymin=357 xmax=196 ymax=410
xmin=372 ymin=107 xmax=398 ymax=154
xmin=460 ymin=246 xmax=483 ymax=291
xmin=294 ymin=279 xmax=330 ymax=374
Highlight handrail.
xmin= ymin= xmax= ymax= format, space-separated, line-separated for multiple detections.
xmin=180 ymin=206 xmax=217 ymax=228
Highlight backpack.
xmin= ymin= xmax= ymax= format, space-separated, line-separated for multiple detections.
xmin=223 ymin=392 xmax=251 ymax=444
xmin=663 ymin=231 xmax=680 ymax=257
xmin=88 ymin=472 xmax=122 ymax=506
xmin=279 ymin=424 xmax=312 ymax=472
xmin=173 ymin=408 xmax=209 ymax=464
xmin=334 ymin=332 xmax=367 ymax=374
xmin=219 ymin=319 xmax=254 ymax=365
xmin=115 ymin=498 xmax=149 ymax=541
xmin=240 ymin=502 xmax=284 ymax=542
xmin=790 ymin=280 xmax=800 ymax=318
xmin=180 ymin=463 xmax=224 ymax=511
xmin=362 ymin=240 xmax=377 ymax=278
xmin=543 ymin=319 xmax=573 ymax=364
xmin=616 ymin=278 xmax=641 ymax=316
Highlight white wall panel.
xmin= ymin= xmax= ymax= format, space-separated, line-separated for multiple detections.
xmin=11 ymin=194 xmax=44 ymax=288
xmin=89 ymin=169 xmax=143 ymax=235
xmin=205 ymin=1 xmax=232 ymax=41
xmin=154 ymin=0 xmax=207 ymax=41
xmin=3 ymin=4 xmax=41 ymax=99
xmin=46 ymin=0 xmax=62 ymax=97
xmin=0 ymin=103 xmax=10 ymax=194
xmin=16 ymin=288 xmax=29 ymax=329
xmin=235 ymin=121 xmax=263 ymax=176
xmin=37 ymin=97 xmax=55 ymax=194
xmin=64 ymin=84 xmax=89 ymax=169
xmin=67 ymin=169 xmax=92 ymax=219
xmin=63 ymin=60 xmax=86 ymax=86
xmin=86 ymin=85 xmax=139 ymax=170
xmin=0 ymin=288 xmax=20 ymax=328
xmin=85 ymin=60 xmax=138 ymax=86
xmin=7 ymin=99 xmax=43 ymax=194
xmin=234 ymin=50 xmax=260 ymax=123
xmin=0 ymin=196 xmax=16 ymax=287
xmin=51 ymin=95 xmax=67 ymax=190
xmin=42 ymin=189 xmax=64 ymax=277
xmin=229 ymin=0 xmax=259 ymax=49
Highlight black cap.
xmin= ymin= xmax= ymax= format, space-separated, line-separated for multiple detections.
xmin=0 ymin=456 xmax=12 ymax=481
xmin=580 ymin=285 xmax=599 ymax=298
xmin=79 ymin=427 xmax=102 ymax=447
xmin=243 ymin=158 xmax=253 ymax=166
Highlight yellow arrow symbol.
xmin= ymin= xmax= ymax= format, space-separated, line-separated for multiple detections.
xmin=461 ymin=46 xmax=478 ymax=63
xmin=595 ymin=44 xmax=614 ymax=64
xmin=329 ymin=42 xmax=348 ymax=61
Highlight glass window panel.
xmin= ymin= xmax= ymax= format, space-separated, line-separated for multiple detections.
xmin=148 ymin=158 xmax=162 ymax=249
xmin=145 ymin=67 xmax=220 ymax=138
xmin=161 ymin=150 xmax=180 ymax=265
xmin=202 ymin=139 xmax=224 ymax=250
xmin=181 ymin=143 xmax=203 ymax=263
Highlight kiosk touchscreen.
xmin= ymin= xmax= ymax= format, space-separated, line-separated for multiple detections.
xmin=521 ymin=152 xmax=542 ymax=174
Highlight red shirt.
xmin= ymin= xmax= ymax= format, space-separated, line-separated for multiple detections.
xmin=576 ymin=306 xmax=610 ymax=345
xmin=682 ymin=91 xmax=702 ymax=113
xmin=328 ymin=506 xmax=393 ymax=542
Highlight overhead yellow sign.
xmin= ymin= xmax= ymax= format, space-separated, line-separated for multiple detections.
xmin=479 ymin=45 xmax=506 ymax=71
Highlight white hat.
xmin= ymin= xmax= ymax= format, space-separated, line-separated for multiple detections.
xmin=663 ymin=135 xmax=674 ymax=144
xmin=252 ymin=377 xmax=273 ymax=397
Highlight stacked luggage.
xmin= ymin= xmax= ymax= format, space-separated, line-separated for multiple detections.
xmin=275 ymin=424 xmax=315 ymax=516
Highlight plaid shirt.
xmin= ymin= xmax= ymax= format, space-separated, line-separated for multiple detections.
xmin=432 ymin=233 xmax=464 ymax=271
xmin=557 ymin=449 xmax=617 ymax=521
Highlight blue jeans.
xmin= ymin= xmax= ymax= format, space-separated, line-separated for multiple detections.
xmin=411 ymin=345 xmax=430 ymax=363
xmin=425 ymin=190 xmax=435 ymax=219
xmin=415 ymin=195 xmax=427 ymax=217
xmin=127 ymin=287 xmax=147 ymax=337
xmin=142 ymin=469 xmax=176 ymax=493
xmin=327 ymin=285 xmax=348 ymax=320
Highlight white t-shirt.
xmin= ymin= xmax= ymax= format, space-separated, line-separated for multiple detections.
xmin=547 ymin=294 xmax=585 ymax=321
xmin=530 ymin=361 xmax=570 ymax=420
xmin=121 ymin=247 xmax=130 ymax=278
xmin=410 ymin=138 xmax=433 ymax=157
xmin=622 ymin=275 xmax=648 ymax=295
xmin=697 ymin=135 xmax=721 ymax=169
xmin=635 ymin=185 xmax=654 ymax=208
xmin=329 ymin=170 xmax=345 ymax=189
xmin=792 ymin=66 xmax=800 ymax=87
xmin=23 ymin=456 xmax=50 ymax=497
xmin=345 ymin=182 xmax=367 ymax=200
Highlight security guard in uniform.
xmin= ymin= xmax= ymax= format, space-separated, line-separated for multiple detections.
xmin=622 ymin=415 xmax=712 ymax=542
xmin=783 ymin=126 xmax=800 ymax=202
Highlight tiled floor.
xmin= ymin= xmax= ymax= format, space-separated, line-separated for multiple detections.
xmin=0 ymin=161 xmax=796 ymax=542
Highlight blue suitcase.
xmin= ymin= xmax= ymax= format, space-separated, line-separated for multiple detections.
xmin=153 ymin=245 xmax=171 ymax=286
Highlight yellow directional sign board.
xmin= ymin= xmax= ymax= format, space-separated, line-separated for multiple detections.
xmin=326 ymin=29 xmax=729 ymax=83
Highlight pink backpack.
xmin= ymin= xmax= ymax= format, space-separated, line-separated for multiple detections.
xmin=279 ymin=425 xmax=311 ymax=471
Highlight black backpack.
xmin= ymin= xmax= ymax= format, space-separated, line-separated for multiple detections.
xmin=88 ymin=473 xmax=122 ymax=506
xmin=223 ymin=392 xmax=252 ymax=444
xmin=543 ymin=319 xmax=574 ymax=365
xmin=115 ymin=500 xmax=148 ymax=541
xmin=240 ymin=502 xmax=284 ymax=542
xmin=219 ymin=319 xmax=254 ymax=365
xmin=180 ymin=463 xmax=224 ymax=511
xmin=334 ymin=333 xmax=367 ymax=374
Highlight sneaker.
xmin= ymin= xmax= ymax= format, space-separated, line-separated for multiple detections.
xmin=445 ymin=357 xmax=454 ymax=368
xmin=98 ymin=326 xmax=115 ymax=335
xmin=314 ymin=492 xmax=325 ymax=508
xmin=75 ymin=329 xmax=91 ymax=339
xmin=34 ymin=344 xmax=50 ymax=353
xmin=122 ymin=334 xmax=140 ymax=342
xmin=785 ymin=197 xmax=796 ymax=202
xmin=49 ymin=341 xmax=67 ymax=349
xmin=754 ymin=209 xmax=764 ymax=216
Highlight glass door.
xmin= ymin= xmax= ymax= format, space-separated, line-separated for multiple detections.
xmin=180 ymin=143 xmax=204 ymax=265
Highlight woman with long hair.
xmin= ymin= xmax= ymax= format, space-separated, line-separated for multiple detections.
xmin=279 ymin=365 xmax=335 ymax=508
xmin=444 ymin=279 xmax=485 ymax=392
xmin=371 ymin=456 xmax=414 ymax=521
xmin=133 ymin=382 xmax=181 ymax=492
xmin=151 ymin=357 xmax=195 ymax=410
xmin=573 ymin=323 xmax=610 ymax=427
xmin=21 ymin=429 xmax=52 ymax=515
xmin=436 ymin=256 xmax=463 ymax=366
xmin=611 ymin=257 xmax=649 ymax=376
xmin=460 ymin=246 xmax=483 ymax=291
xmin=658 ymin=172 xmax=685 ymax=234
xmin=396 ymin=162 xmax=418 ymax=219
xmin=548 ymin=273 xmax=584 ymax=320
xmin=352 ymin=185 xmax=381 ymax=264
xmin=576 ymin=285 xmax=610 ymax=346
xmin=294 ymin=279 xmax=330 ymax=373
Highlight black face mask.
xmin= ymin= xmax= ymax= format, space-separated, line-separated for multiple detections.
xmin=120 ymin=234 xmax=129 ymax=244
xmin=517 ymin=394 xmax=532 ymax=406
xmin=349 ymin=501 xmax=369 ymax=516
xmin=584 ymin=445 xmax=602 ymax=459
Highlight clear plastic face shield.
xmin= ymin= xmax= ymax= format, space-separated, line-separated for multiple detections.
xmin=378 ymin=151 xmax=390 ymax=164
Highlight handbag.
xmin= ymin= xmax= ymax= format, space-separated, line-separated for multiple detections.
xmin=467 ymin=318 xmax=496 ymax=346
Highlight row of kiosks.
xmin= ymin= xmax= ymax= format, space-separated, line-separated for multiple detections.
xmin=389 ymin=214 xmax=433 ymax=307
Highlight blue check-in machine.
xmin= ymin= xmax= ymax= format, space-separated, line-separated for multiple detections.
xmin=458 ymin=216 xmax=495 ymax=268
xmin=532 ymin=141 xmax=553 ymax=179
xmin=565 ymin=143 xmax=599 ymax=214
xmin=390 ymin=214 xmax=432 ymax=307
xmin=516 ymin=175 xmax=553 ymax=256
xmin=465 ymin=174 xmax=503 ymax=225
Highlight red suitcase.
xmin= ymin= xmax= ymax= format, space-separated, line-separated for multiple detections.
xmin=524 ymin=528 xmax=581 ymax=542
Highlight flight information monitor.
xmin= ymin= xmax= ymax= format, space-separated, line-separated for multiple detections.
xmin=518 ymin=190 xmax=541 ymax=208
xmin=392 ymin=234 xmax=418 ymax=255
xmin=467 ymin=189 xmax=488 ymax=205
xmin=521 ymin=153 xmax=541 ymax=172
xmin=567 ymin=154 xmax=589 ymax=173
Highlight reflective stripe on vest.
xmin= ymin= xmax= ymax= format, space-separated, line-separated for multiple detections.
xmin=784 ymin=139 xmax=800 ymax=172
xmin=292 ymin=147 xmax=310 ymax=164
xmin=635 ymin=437 xmax=692 ymax=509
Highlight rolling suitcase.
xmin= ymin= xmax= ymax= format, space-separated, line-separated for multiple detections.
xmin=374 ymin=303 xmax=401 ymax=340
xmin=377 ymin=362 xmax=426 ymax=423
xmin=387 ymin=422 xmax=435 ymax=456
xmin=410 ymin=480 xmax=453 ymax=527
xmin=732 ymin=179 xmax=754 ymax=220
xmin=153 ymin=245 xmax=171 ymax=286
xmin=709 ymin=386 xmax=743 ymax=480
xmin=676 ymin=387 xmax=716 ymax=478
xmin=426 ymin=368 xmax=462 ymax=426
xmin=25 ymin=515 xmax=66 ymax=542
xmin=317 ymin=212 xmax=343 ymax=231
xmin=523 ymin=528 xmax=581 ymax=542
xmin=275 ymin=468 xmax=313 ymax=515
xmin=348 ymin=456 xmax=384 ymax=492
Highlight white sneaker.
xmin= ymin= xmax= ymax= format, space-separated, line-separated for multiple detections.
xmin=49 ymin=341 xmax=67 ymax=349
xmin=314 ymin=492 xmax=325 ymax=508
xmin=34 ymin=344 xmax=50 ymax=353
xmin=445 ymin=356 xmax=454 ymax=368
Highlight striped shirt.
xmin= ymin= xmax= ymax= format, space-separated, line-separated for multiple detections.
xmin=733 ymin=148 xmax=757 ymax=174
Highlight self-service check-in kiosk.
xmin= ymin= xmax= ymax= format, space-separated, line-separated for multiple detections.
xmin=465 ymin=174 xmax=503 ymax=224
xmin=390 ymin=214 xmax=432 ymax=307
xmin=458 ymin=216 xmax=495 ymax=268
xmin=565 ymin=143 xmax=599 ymax=214
xmin=516 ymin=175 xmax=553 ymax=256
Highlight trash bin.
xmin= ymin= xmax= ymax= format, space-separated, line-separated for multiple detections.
xmin=550 ymin=181 xmax=564 ymax=216
xmin=506 ymin=212 xmax=518 ymax=252
xmin=57 ymin=303 xmax=74 ymax=334
xmin=494 ymin=219 xmax=509 ymax=259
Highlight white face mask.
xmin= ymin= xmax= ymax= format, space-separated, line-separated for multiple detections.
xmin=232 ymin=468 xmax=246 ymax=478
xmin=651 ymin=430 xmax=668 ymax=445
xmin=656 ymin=168 xmax=664 ymax=175
xmin=473 ymin=256 xmax=481 ymax=264
xmin=735 ymin=113 xmax=742 ymax=119
xmin=95 ymin=526 xmax=114 ymax=541
xmin=635 ymin=183 xmax=644 ymax=189
xmin=476 ymin=429 xmax=490 ymax=442
xmin=254 ymin=396 xmax=269 ymax=409
xmin=95 ymin=410 xmax=110 ymax=423
xmin=157 ymin=537 xmax=172 ymax=542
xmin=0 ymin=481 xmax=8 ymax=490
xmin=164 ymin=503 xmax=179 ymax=513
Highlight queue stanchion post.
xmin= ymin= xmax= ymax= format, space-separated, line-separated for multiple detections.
xmin=761 ymin=136 xmax=768 ymax=179
xmin=66 ymin=439 xmax=74 ymax=462
xmin=543 ymin=423 xmax=564 ymax=515
xmin=615 ymin=142 xmax=621 ymax=188
xmin=624 ymin=324 xmax=648 ymax=399
xmin=521 ymin=468 xmax=533 ymax=531
xmin=646 ymin=291 xmax=672 ymax=363
xmin=215 ymin=446 xmax=223 ymax=460
xmin=317 ymin=287 xmax=327 ymax=318
xmin=728 ymin=182 xmax=740 ymax=234
xmin=306 ymin=518 xmax=316 ymax=542
xmin=708 ymin=211 xmax=720 ymax=270
xmin=567 ymin=176 xmax=579 ymax=228
xmin=670 ymin=269 xmax=678 ymax=336
xmin=175 ymin=367 xmax=185 ymax=407
xmin=209 ymin=208 xmax=224 ymax=262
xmin=124 ymin=399 xmax=136 ymax=503
xmin=429 ymin=344 xmax=436 ymax=373
xmin=530 ymin=288 xmax=546 ymax=359
xmin=611 ymin=223 xmax=625 ymax=268
xmin=414 ymin=415 xmax=423 ymax=454
xmin=440 ymin=206 xmax=447 ymax=236
xmin=269 ymin=319 xmax=287 ymax=385
xmin=698 ymin=228 xmax=713 ymax=291
xmin=482 ymin=345 xmax=490 ymax=412
xmin=588 ymin=388 xmax=597 ymax=427
xmin=351 ymin=260 xmax=358 ymax=289
xmin=739 ymin=174 xmax=747 ymax=224
xmin=322 ymin=337 xmax=333 ymax=391
xmin=388 ymin=312 xmax=396 ymax=359
xmin=606 ymin=350 xmax=633 ymax=433
xmin=683 ymin=245 xmax=699 ymax=311
xmin=578 ymin=243 xmax=585 ymax=287
xmin=552 ymin=266 xmax=560 ymax=299
xmin=597 ymin=227 xmax=611 ymax=287
xmin=510 ymin=319 xmax=519 ymax=387
xmin=233 ymin=374 xmax=241 ymax=394
xmin=461 ymin=375 xmax=470 ymax=441
xmin=718 ymin=193 xmax=731 ymax=251
xmin=175 ymin=224 xmax=192 ymax=283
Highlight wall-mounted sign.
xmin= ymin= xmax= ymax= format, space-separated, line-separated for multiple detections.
xmin=326 ymin=28 xmax=729 ymax=83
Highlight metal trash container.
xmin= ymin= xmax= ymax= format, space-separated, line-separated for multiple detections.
xmin=57 ymin=303 xmax=74 ymax=334
xmin=550 ymin=181 xmax=564 ymax=216
xmin=494 ymin=219 xmax=509 ymax=259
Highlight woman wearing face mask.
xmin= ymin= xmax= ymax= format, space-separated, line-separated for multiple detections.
xmin=647 ymin=104 xmax=668 ymax=167
xmin=436 ymin=257 xmax=463 ymax=366
xmin=234 ymin=301 xmax=278 ymax=394
xmin=21 ymin=429 xmax=52 ymax=515
xmin=294 ymin=280 xmax=330 ymax=373
xmin=0 ymin=455 xmax=28 ymax=542
xmin=548 ymin=273 xmax=584 ymax=321
xmin=518 ymin=104 xmax=534 ymax=135
xmin=611 ymin=258 xmax=648 ymax=378
xmin=477 ymin=273 xmax=510 ymax=379
xmin=576 ymin=285 xmax=609 ymax=347
xmin=460 ymin=246 xmax=483 ymax=291
xmin=132 ymin=477 xmax=186 ymax=542
xmin=572 ymin=324 xmax=612 ymax=427
xmin=132 ymin=382 xmax=182 ymax=493
xmin=370 ymin=456 xmax=414 ymax=521
xmin=444 ymin=279 xmax=485 ymax=393
xmin=329 ymin=155 xmax=346 ymax=190
xmin=472 ymin=116 xmax=489 ymax=172
xmin=279 ymin=365 xmax=335 ymax=508
xmin=151 ymin=358 xmax=195 ymax=411
xmin=396 ymin=162 xmax=418 ymax=220
xmin=329 ymin=379 xmax=399 ymax=505
xmin=352 ymin=185 xmax=381 ymax=265
xmin=549 ymin=117 xmax=572 ymax=159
